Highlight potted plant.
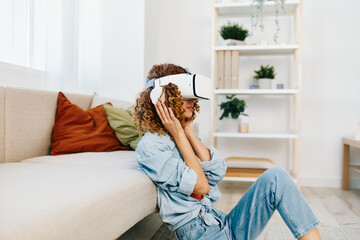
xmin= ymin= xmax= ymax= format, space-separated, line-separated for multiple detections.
xmin=219 ymin=95 xmax=248 ymax=132
xmin=219 ymin=22 xmax=249 ymax=46
xmin=253 ymin=64 xmax=276 ymax=89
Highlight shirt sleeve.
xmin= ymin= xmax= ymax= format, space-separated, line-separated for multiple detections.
xmin=206 ymin=185 xmax=222 ymax=204
xmin=136 ymin=138 xmax=197 ymax=196
xmin=199 ymin=145 xmax=227 ymax=186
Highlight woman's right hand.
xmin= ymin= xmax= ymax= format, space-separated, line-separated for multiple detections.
xmin=155 ymin=101 xmax=184 ymax=138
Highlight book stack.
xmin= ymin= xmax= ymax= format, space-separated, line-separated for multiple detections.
xmin=216 ymin=50 xmax=239 ymax=89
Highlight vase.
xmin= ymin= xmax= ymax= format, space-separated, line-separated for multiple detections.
xmin=257 ymin=78 xmax=273 ymax=89
xmin=224 ymin=39 xmax=245 ymax=46
xmin=222 ymin=118 xmax=240 ymax=132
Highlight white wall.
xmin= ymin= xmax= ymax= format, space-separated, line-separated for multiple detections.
xmin=0 ymin=61 xmax=44 ymax=89
xmin=301 ymin=0 xmax=360 ymax=188
xmin=145 ymin=0 xmax=360 ymax=188
xmin=145 ymin=0 xmax=212 ymax=143
xmin=77 ymin=0 xmax=145 ymax=102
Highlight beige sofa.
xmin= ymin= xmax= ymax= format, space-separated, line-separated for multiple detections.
xmin=0 ymin=86 xmax=157 ymax=240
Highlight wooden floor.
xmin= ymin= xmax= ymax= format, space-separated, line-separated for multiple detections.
xmin=119 ymin=183 xmax=360 ymax=240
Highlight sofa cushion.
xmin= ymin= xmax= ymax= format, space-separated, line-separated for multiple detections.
xmin=4 ymin=87 xmax=94 ymax=163
xmin=22 ymin=151 xmax=138 ymax=169
xmin=91 ymin=92 xmax=134 ymax=109
xmin=51 ymin=92 xmax=130 ymax=155
xmin=0 ymin=162 xmax=157 ymax=240
xmin=104 ymin=104 xmax=143 ymax=150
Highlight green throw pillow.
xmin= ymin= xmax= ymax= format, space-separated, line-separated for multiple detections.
xmin=104 ymin=104 xmax=143 ymax=150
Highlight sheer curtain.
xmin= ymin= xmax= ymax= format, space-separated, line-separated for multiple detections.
xmin=32 ymin=0 xmax=80 ymax=92
xmin=1 ymin=0 xmax=144 ymax=100
xmin=0 ymin=0 xmax=101 ymax=93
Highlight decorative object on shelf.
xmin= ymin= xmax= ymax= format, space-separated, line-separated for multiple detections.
xmin=249 ymin=79 xmax=259 ymax=89
xmin=260 ymin=39 xmax=268 ymax=46
xmin=219 ymin=22 xmax=249 ymax=46
xmin=276 ymin=83 xmax=284 ymax=89
xmin=250 ymin=0 xmax=285 ymax=44
xmin=253 ymin=64 xmax=276 ymax=89
xmin=217 ymin=50 xmax=240 ymax=89
xmin=219 ymin=95 xmax=248 ymax=132
xmin=240 ymin=122 xmax=249 ymax=133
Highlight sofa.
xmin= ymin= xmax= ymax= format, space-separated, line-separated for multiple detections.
xmin=0 ymin=86 xmax=158 ymax=240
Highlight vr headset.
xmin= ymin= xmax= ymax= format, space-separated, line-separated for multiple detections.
xmin=146 ymin=73 xmax=212 ymax=105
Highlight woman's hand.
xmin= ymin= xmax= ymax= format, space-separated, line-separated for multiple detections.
xmin=155 ymin=101 xmax=210 ymax=195
xmin=155 ymin=101 xmax=183 ymax=138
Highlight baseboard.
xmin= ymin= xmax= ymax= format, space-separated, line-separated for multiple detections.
xmin=301 ymin=177 xmax=360 ymax=189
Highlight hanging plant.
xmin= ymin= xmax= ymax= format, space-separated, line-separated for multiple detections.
xmin=250 ymin=0 xmax=285 ymax=43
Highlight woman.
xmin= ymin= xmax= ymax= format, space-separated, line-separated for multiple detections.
xmin=134 ymin=63 xmax=321 ymax=240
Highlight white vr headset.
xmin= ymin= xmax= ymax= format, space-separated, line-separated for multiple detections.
xmin=146 ymin=73 xmax=212 ymax=105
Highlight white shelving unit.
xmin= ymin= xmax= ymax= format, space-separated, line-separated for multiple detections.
xmin=214 ymin=45 xmax=299 ymax=55
xmin=210 ymin=0 xmax=303 ymax=184
xmin=214 ymin=132 xmax=298 ymax=139
xmin=215 ymin=0 xmax=300 ymax=16
xmin=214 ymin=89 xmax=299 ymax=95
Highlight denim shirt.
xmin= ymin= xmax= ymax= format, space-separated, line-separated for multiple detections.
xmin=136 ymin=131 xmax=227 ymax=230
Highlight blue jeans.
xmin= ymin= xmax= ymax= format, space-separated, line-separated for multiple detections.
xmin=175 ymin=167 xmax=320 ymax=240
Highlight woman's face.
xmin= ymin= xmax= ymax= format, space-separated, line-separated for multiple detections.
xmin=182 ymin=99 xmax=197 ymax=119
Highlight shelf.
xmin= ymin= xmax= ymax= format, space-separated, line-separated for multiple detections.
xmin=214 ymin=44 xmax=299 ymax=55
xmin=214 ymin=89 xmax=298 ymax=95
xmin=214 ymin=132 xmax=298 ymax=139
xmin=350 ymin=166 xmax=360 ymax=174
xmin=222 ymin=176 xmax=259 ymax=182
xmin=215 ymin=0 xmax=299 ymax=16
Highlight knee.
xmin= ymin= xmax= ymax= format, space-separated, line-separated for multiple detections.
xmin=262 ymin=167 xmax=289 ymax=183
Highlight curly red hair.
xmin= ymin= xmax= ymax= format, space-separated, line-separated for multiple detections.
xmin=134 ymin=64 xmax=200 ymax=138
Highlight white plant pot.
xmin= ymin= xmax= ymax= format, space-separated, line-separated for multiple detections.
xmin=221 ymin=118 xmax=240 ymax=132
xmin=224 ymin=39 xmax=245 ymax=46
xmin=257 ymin=78 xmax=273 ymax=89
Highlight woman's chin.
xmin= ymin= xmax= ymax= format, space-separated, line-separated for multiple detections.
xmin=184 ymin=114 xmax=193 ymax=120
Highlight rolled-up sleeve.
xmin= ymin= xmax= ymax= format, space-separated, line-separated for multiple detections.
xmin=206 ymin=185 xmax=222 ymax=203
xmin=137 ymin=139 xmax=197 ymax=196
xmin=199 ymin=146 xmax=227 ymax=185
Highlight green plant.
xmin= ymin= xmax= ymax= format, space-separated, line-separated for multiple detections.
xmin=250 ymin=0 xmax=285 ymax=43
xmin=253 ymin=64 xmax=276 ymax=79
xmin=219 ymin=22 xmax=249 ymax=41
xmin=219 ymin=95 xmax=248 ymax=120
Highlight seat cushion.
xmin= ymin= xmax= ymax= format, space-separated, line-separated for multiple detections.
xmin=0 ymin=162 xmax=157 ymax=240
xmin=21 ymin=151 xmax=138 ymax=169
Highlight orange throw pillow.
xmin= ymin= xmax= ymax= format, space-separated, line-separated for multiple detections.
xmin=51 ymin=92 xmax=130 ymax=155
